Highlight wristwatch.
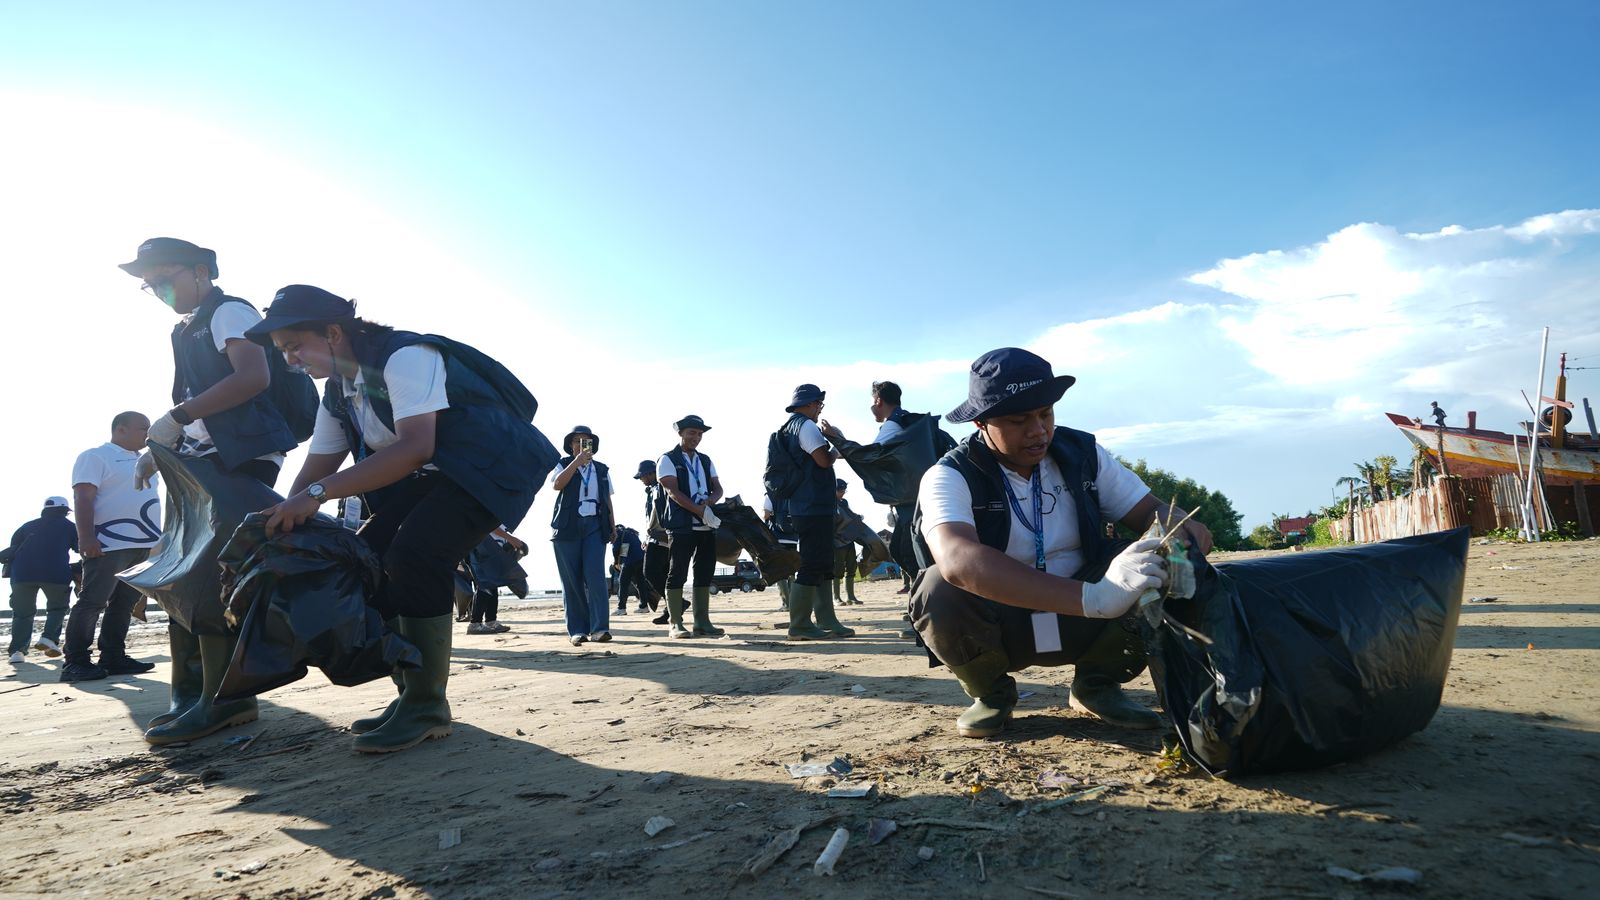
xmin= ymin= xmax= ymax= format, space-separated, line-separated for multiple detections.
xmin=306 ymin=483 xmax=329 ymax=503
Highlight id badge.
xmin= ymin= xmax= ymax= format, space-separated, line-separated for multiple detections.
xmin=579 ymin=499 xmax=598 ymax=517
xmin=1031 ymin=612 xmax=1063 ymax=654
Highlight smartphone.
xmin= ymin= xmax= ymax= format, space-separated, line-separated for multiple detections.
xmin=581 ymin=437 xmax=595 ymax=453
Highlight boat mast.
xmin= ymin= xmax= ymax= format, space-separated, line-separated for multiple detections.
xmin=1521 ymin=327 xmax=1550 ymax=541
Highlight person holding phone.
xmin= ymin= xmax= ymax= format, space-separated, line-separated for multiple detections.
xmin=550 ymin=426 xmax=616 ymax=646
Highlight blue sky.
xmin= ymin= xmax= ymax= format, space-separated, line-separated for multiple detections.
xmin=3 ymin=2 xmax=1598 ymax=585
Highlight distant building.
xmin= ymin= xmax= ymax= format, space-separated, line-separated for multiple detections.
xmin=1278 ymin=516 xmax=1317 ymax=540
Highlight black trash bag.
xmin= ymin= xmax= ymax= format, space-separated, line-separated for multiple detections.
xmin=213 ymin=512 xmax=420 ymax=704
xmin=834 ymin=412 xmax=949 ymax=506
xmin=466 ymin=537 xmax=528 ymax=592
xmin=834 ymin=507 xmax=891 ymax=577
xmin=453 ymin=567 xmax=475 ymax=620
xmin=1143 ymin=528 xmax=1469 ymax=777
xmin=117 ymin=442 xmax=283 ymax=635
xmin=710 ymin=496 xmax=801 ymax=582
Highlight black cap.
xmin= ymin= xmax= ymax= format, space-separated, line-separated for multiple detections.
xmin=785 ymin=384 xmax=825 ymax=412
xmin=946 ymin=348 xmax=1075 ymax=423
xmin=563 ymin=425 xmax=599 ymax=453
xmin=244 ymin=285 xmax=356 ymax=345
xmin=119 ymin=237 xmax=218 ymax=279
xmin=835 ymin=478 xmax=848 ymax=491
xmin=673 ymin=414 xmax=712 ymax=433
xmin=634 ymin=460 xmax=656 ymax=479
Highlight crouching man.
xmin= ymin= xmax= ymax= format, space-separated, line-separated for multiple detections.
xmin=911 ymin=348 xmax=1211 ymax=738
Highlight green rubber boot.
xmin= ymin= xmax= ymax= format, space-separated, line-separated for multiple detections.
xmin=786 ymin=583 xmax=828 ymax=641
xmin=353 ymin=615 xmax=454 ymax=754
xmin=1069 ymin=622 xmax=1162 ymax=730
xmin=350 ymin=620 xmax=403 ymax=734
xmin=665 ymin=588 xmax=691 ymax=639
xmin=147 ymin=623 xmax=204 ymax=730
xmin=144 ymin=632 xmax=259 ymax=745
xmin=811 ymin=580 xmax=855 ymax=638
xmin=690 ymin=586 xmax=724 ymax=637
xmin=778 ymin=578 xmax=791 ymax=611
xmin=845 ymin=567 xmax=860 ymax=605
xmin=949 ymin=650 xmax=1017 ymax=738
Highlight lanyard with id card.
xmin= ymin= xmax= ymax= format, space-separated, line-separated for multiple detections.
xmin=1003 ymin=466 xmax=1064 ymax=654
xmin=578 ymin=464 xmax=598 ymax=516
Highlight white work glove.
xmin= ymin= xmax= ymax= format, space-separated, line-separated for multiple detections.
xmin=146 ymin=412 xmax=186 ymax=450
xmin=700 ymin=507 xmax=722 ymax=529
xmin=1081 ymin=538 xmax=1168 ymax=619
xmin=134 ymin=452 xmax=159 ymax=491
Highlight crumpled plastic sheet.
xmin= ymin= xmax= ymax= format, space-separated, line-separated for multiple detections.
xmin=836 ymin=509 xmax=891 ymax=576
xmin=214 ymin=512 xmax=420 ymax=704
xmin=1142 ymin=528 xmax=1469 ymax=777
xmin=117 ymin=442 xmax=283 ymax=636
xmin=466 ymin=537 xmax=528 ymax=596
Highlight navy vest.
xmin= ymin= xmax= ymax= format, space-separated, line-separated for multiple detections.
xmin=171 ymin=288 xmax=297 ymax=471
xmin=660 ymin=447 xmax=715 ymax=531
xmin=912 ymin=426 xmax=1105 ymax=576
xmin=322 ymin=330 xmax=545 ymax=529
xmin=887 ymin=407 xmax=912 ymax=427
xmin=550 ymin=458 xmax=614 ymax=539
xmin=778 ymin=413 xmax=835 ymax=517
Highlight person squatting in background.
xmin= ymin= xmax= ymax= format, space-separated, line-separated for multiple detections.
xmin=60 ymin=412 xmax=163 ymax=682
xmin=831 ymin=479 xmax=862 ymax=606
xmin=6 ymin=497 xmax=79 ymax=664
xmin=120 ymin=238 xmax=302 ymax=746
xmin=634 ymin=460 xmax=672 ymax=625
xmin=910 ymin=348 xmax=1212 ymax=739
xmin=772 ymin=385 xmax=854 ymax=640
xmin=252 ymin=284 xmax=547 ymax=753
xmin=656 ymin=415 xmax=724 ymax=639
xmin=550 ymin=426 xmax=616 ymax=646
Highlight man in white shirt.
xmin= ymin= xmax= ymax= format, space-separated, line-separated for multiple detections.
xmin=657 ymin=415 xmax=725 ymax=638
xmin=912 ymin=348 xmax=1212 ymax=739
xmin=61 ymin=413 xmax=163 ymax=682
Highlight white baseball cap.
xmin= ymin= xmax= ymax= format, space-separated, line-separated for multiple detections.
xmin=42 ymin=496 xmax=69 ymax=511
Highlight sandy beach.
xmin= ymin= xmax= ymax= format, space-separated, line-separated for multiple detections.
xmin=3 ymin=539 xmax=1597 ymax=898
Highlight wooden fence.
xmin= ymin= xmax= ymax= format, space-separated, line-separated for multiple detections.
xmin=1329 ymin=475 xmax=1531 ymax=543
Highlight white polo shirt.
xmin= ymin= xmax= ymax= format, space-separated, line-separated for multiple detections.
xmin=308 ymin=346 xmax=451 ymax=456
xmin=917 ymin=444 xmax=1148 ymax=579
xmin=657 ymin=450 xmax=718 ymax=531
xmin=70 ymin=443 xmax=162 ymax=551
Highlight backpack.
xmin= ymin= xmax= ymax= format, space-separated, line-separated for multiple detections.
xmin=934 ymin=424 xmax=958 ymax=457
xmin=763 ymin=418 xmax=810 ymax=502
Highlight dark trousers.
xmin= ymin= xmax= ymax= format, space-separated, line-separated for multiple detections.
xmin=643 ymin=543 xmax=670 ymax=608
xmin=63 ymin=547 xmax=150 ymax=664
xmin=891 ymin=502 xmax=920 ymax=581
xmin=469 ymin=588 xmax=499 ymax=624
xmin=8 ymin=581 xmax=70 ymax=654
xmin=358 ymin=473 xmax=500 ymax=620
xmin=616 ymin=560 xmax=649 ymax=607
xmin=666 ymin=529 xmax=716 ymax=589
xmin=790 ymin=514 xmax=833 ymax=587
xmin=909 ymin=565 xmax=1124 ymax=671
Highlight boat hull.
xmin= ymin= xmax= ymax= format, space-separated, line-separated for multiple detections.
xmin=1386 ymin=413 xmax=1600 ymax=485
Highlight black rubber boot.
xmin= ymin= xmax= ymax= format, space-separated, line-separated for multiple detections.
xmin=1069 ymin=622 xmax=1162 ymax=730
xmin=144 ymin=633 xmax=258 ymax=745
xmin=811 ymin=582 xmax=855 ymax=638
xmin=353 ymin=615 xmax=453 ymax=753
xmin=785 ymin=583 xmax=828 ymax=641
xmin=690 ymin=586 xmax=724 ymax=637
xmin=949 ymin=650 xmax=1017 ymax=738
xmin=147 ymin=623 xmax=204 ymax=730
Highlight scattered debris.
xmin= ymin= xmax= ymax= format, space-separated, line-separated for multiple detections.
xmin=438 ymin=828 xmax=461 ymax=850
xmin=1500 ymin=832 xmax=1554 ymax=847
xmin=644 ymin=816 xmax=675 ymax=837
xmin=1016 ymin=785 xmax=1114 ymax=818
xmin=1326 ymin=865 xmax=1422 ymax=885
xmin=237 ymin=861 xmax=266 ymax=875
xmin=1038 ymin=771 xmax=1082 ymax=790
xmin=642 ymin=772 xmax=675 ymax=791
xmin=1468 ymin=597 xmax=1500 ymax=603
xmin=1021 ymin=887 xmax=1075 ymax=899
xmin=901 ymin=817 xmax=1008 ymax=832
xmin=977 ymin=850 xmax=987 ymax=882
xmin=813 ymin=827 xmax=849 ymax=876
xmin=572 ymin=698 xmax=601 ymax=704
xmin=786 ymin=757 xmax=853 ymax=778
xmin=606 ymin=718 xmax=625 ymax=726
xmin=1018 ymin=690 xmax=1037 ymax=700
xmin=849 ymin=684 xmax=867 ymax=694
xmin=462 ymin=663 xmax=482 ymax=670
xmin=917 ymin=846 xmax=935 ymax=861
xmin=739 ymin=814 xmax=843 ymax=879
xmin=867 ymin=818 xmax=898 ymax=845
xmin=826 ymin=782 xmax=877 ymax=799
xmin=533 ymin=857 xmax=563 ymax=872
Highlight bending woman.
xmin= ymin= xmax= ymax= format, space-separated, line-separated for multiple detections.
xmin=248 ymin=285 xmax=548 ymax=754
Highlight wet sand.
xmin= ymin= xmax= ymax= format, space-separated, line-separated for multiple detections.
xmin=2 ymin=539 xmax=1597 ymax=898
